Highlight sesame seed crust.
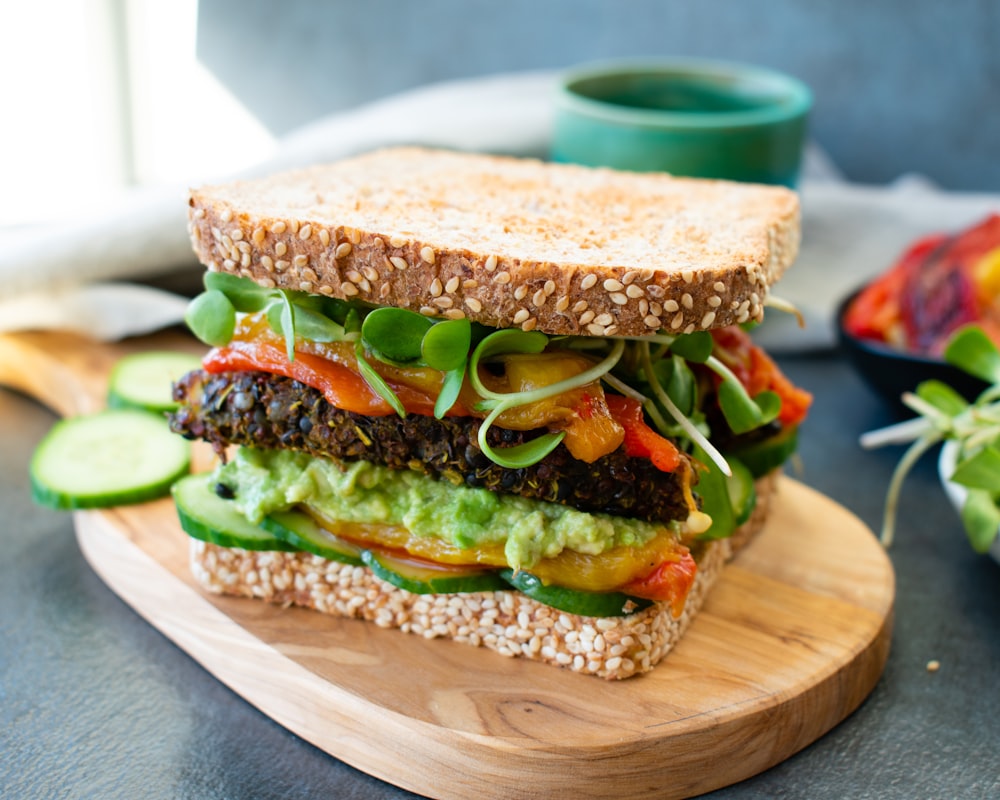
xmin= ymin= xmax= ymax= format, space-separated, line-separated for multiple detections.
xmin=187 ymin=148 xmax=799 ymax=337
xmin=188 ymin=473 xmax=777 ymax=680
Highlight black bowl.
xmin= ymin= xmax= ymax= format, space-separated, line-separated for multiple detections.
xmin=836 ymin=288 xmax=989 ymax=416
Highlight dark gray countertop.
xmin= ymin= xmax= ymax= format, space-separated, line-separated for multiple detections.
xmin=3 ymin=352 xmax=999 ymax=799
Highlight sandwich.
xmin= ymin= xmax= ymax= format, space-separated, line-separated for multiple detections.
xmin=168 ymin=147 xmax=810 ymax=679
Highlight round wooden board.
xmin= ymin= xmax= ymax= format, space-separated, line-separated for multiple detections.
xmin=2 ymin=331 xmax=895 ymax=799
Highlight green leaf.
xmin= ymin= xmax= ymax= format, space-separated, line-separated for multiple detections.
xmin=292 ymin=304 xmax=346 ymax=343
xmin=361 ymin=307 xmax=432 ymax=363
xmin=267 ymin=292 xmax=296 ymax=362
xmin=204 ymin=271 xmax=273 ymax=312
xmin=184 ymin=290 xmax=236 ymax=346
xmin=468 ymin=321 xmax=496 ymax=349
xmin=641 ymin=355 xmax=697 ymax=417
xmin=960 ymin=488 xmax=1000 ymax=553
xmin=468 ymin=329 xmax=549 ymax=400
xmin=476 ymin=403 xmax=565 ymax=468
xmin=915 ymin=379 xmax=969 ymax=416
xmin=691 ymin=445 xmax=736 ymax=540
xmin=434 ymin=368 xmax=465 ymax=419
xmin=943 ymin=326 xmax=1000 ymax=384
xmin=664 ymin=355 xmax=696 ymax=416
xmin=718 ymin=380 xmax=779 ymax=435
xmin=637 ymin=341 xmax=729 ymax=473
xmin=265 ymin=300 xmax=283 ymax=339
xmin=344 ymin=307 xmax=362 ymax=337
xmin=727 ymin=457 xmax=758 ymax=526
xmin=354 ymin=340 xmax=405 ymax=417
xmin=422 ymin=318 xmax=472 ymax=371
xmin=318 ymin=296 xmax=354 ymax=325
xmin=474 ymin=329 xmax=548 ymax=361
xmin=754 ymin=391 xmax=782 ymax=425
xmin=949 ymin=446 xmax=1000 ymax=492
xmin=288 ymin=291 xmax=328 ymax=312
xmin=669 ymin=331 xmax=713 ymax=363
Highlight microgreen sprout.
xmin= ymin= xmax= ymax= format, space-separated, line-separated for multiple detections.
xmin=184 ymin=289 xmax=235 ymax=346
xmin=353 ymin=340 xmax=406 ymax=417
xmin=764 ymin=294 xmax=806 ymax=327
xmin=182 ymin=274 xmax=790 ymax=473
xmin=623 ymin=331 xmax=783 ymax=476
xmin=186 ymin=271 xmax=353 ymax=361
xmin=861 ymin=325 xmax=1000 ymax=552
xmin=637 ymin=341 xmax=732 ymax=476
xmin=468 ymin=337 xmax=626 ymax=468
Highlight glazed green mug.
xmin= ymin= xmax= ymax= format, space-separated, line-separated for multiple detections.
xmin=552 ymin=59 xmax=812 ymax=187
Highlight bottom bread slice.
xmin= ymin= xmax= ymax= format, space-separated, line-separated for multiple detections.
xmin=190 ymin=473 xmax=777 ymax=680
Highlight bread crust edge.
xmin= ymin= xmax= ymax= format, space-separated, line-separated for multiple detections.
xmin=186 ymin=153 xmax=800 ymax=338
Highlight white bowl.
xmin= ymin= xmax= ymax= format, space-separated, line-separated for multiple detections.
xmin=938 ymin=440 xmax=1000 ymax=563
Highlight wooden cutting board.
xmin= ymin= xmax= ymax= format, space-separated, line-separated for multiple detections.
xmin=0 ymin=330 xmax=895 ymax=800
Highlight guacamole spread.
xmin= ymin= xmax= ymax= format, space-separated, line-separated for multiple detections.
xmin=215 ymin=448 xmax=669 ymax=570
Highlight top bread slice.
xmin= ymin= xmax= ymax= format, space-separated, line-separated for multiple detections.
xmin=187 ymin=147 xmax=800 ymax=337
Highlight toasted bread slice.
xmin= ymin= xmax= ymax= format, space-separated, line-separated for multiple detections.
xmin=188 ymin=147 xmax=799 ymax=337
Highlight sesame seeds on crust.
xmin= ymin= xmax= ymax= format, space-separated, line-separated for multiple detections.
xmin=187 ymin=148 xmax=799 ymax=337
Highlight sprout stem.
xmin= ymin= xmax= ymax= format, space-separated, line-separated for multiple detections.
xmin=880 ymin=432 xmax=941 ymax=547
xmin=859 ymin=417 xmax=935 ymax=449
xmin=639 ymin=342 xmax=732 ymax=476
xmin=764 ymin=294 xmax=805 ymax=327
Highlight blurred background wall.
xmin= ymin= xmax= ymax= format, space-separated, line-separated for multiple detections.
xmin=197 ymin=0 xmax=1000 ymax=190
xmin=1 ymin=0 xmax=996 ymax=230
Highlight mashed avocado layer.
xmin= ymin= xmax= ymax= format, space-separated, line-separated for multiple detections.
xmin=216 ymin=448 xmax=669 ymax=570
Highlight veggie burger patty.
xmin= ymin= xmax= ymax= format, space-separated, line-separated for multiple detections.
xmin=170 ymin=369 xmax=699 ymax=525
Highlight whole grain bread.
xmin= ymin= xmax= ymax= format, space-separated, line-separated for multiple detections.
xmin=188 ymin=147 xmax=800 ymax=338
xmin=189 ymin=472 xmax=777 ymax=680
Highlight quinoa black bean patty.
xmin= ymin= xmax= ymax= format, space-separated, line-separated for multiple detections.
xmin=169 ymin=370 xmax=698 ymax=525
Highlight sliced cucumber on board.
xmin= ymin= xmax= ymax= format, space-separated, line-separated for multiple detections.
xmin=262 ymin=510 xmax=364 ymax=565
xmin=172 ymin=472 xmax=295 ymax=551
xmin=107 ymin=351 xmax=202 ymax=413
xmin=363 ymin=549 xmax=509 ymax=594
xmin=500 ymin=569 xmax=653 ymax=618
xmin=727 ymin=457 xmax=758 ymax=527
xmin=30 ymin=409 xmax=190 ymax=509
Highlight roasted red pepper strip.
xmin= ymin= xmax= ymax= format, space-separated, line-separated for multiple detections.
xmin=711 ymin=326 xmax=812 ymax=428
xmin=843 ymin=234 xmax=948 ymax=345
xmin=202 ymin=340 xmax=447 ymax=417
xmin=899 ymin=238 xmax=979 ymax=354
xmin=605 ymin=394 xmax=682 ymax=472
xmin=844 ymin=214 xmax=1000 ymax=355
xmin=619 ymin=547 xmax=698 ymax=617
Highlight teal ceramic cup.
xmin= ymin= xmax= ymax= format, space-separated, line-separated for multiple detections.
xmin=552 ymin=59 xmax=812 ymax=186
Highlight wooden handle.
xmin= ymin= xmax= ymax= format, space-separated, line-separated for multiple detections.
xmin=0 ymin=330 xmax=198 ymax=417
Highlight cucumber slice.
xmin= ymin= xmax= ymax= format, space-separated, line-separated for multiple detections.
xmin=725 ymin=425 xmax=799 ymax=478
xmin=262 ymin=510 xmax=364 ymax=565
xmin=31 ymin=409 xmax=190 ymax=509
xmin=172 ymin=472 xmax=295 ymax=551
xmin=107 ymin=351 xmax=202 ymax=413
xmin=362 ymin=549 xmax=509 ymax=594
xmin=727 ymin=457 xmax=758 ymax=527
xmin=500 ymin=570 xmax=653 ymax=618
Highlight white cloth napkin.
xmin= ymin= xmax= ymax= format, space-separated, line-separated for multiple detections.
xmin=1 ymin=69 xmax=997 ymax=351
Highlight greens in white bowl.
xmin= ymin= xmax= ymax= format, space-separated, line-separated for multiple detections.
xmin=861 ymin=325 xmax=1000 ymax=558
xmin=938 ymin=440 xmax=1000 ymax=563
